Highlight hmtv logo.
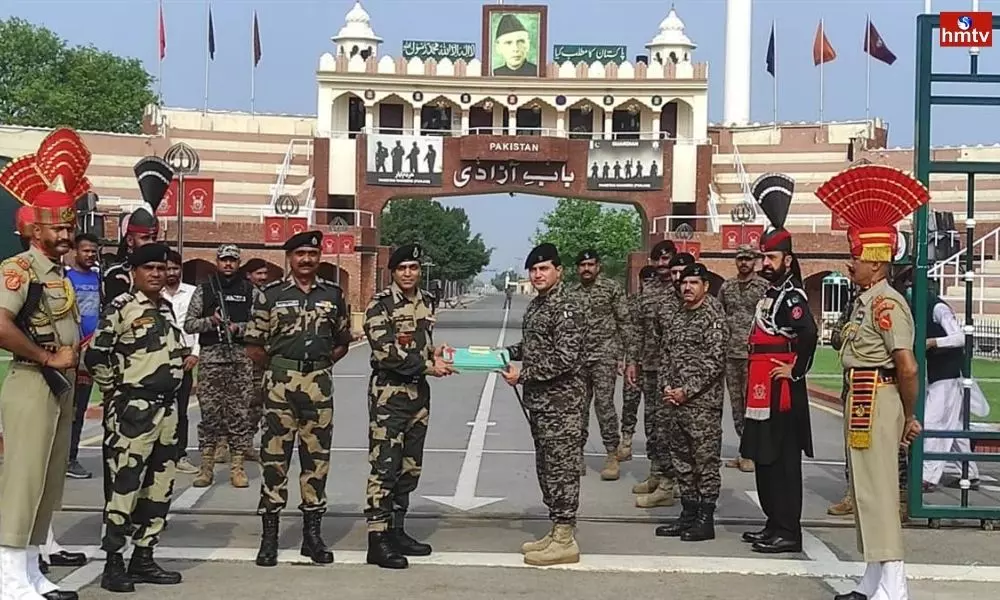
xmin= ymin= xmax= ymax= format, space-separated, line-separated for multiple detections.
xmin=939 ymin=12 xmax=993 ymax=47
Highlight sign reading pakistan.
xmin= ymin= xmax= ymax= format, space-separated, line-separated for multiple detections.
xmin=553 ymin=45 xmax=627 ymax=65
xmin=367 ymin=134 xmax=444 ymax=187
xmin=586 ymin=140 xmax=664 ymax=191
xmin=401 ymin=40 xmax=477 ymax=62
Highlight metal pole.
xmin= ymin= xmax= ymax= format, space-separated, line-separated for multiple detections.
xmin=177 ymin=174 xmax=185 ymax=256
xmin=335 ymin=234 xmax=341 ymax=284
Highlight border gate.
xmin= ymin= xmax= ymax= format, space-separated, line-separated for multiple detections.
xmin=909 ymin=14 xmax=1000 ymax=529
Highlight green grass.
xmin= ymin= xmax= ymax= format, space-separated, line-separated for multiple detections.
xmin=809 ymin=347 xmax=1000 ymax=423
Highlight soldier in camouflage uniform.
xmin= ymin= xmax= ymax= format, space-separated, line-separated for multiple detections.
xmin=244 ymin=258 xmax=272 ymax=461
xmin=244 ymin=231 xmax=353 ymax=568
xmin=717 ymin=245 xmax=769 ymax=472
xmin=363 ymin=243 xmax=455 ymax=570
xmin=184 ymin=244 xmax=257 ymax=488
xmin=655 ymin=263 xmax=730 ymax=542
xmin=624 ymin=240 xmax=678 ymax=509
xmin=502 ymin=243 xmax=586 ymax=567
xmin=84 ymin=243 xmax=186 ymax=593
xmin=568 ymin=249 xmax=632 ymax=481
xmin=619 ymin=265 xmax=658 ymax=461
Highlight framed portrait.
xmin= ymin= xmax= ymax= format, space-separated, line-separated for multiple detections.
xmin=481 ymin=5 xmax=548 ymax=78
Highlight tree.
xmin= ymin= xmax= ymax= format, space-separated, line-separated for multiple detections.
xmin=0 ymin=18 xmax=157 ymax=134
xmin=491 ymin=269 xmax=518 ymax=291
xmin=532 ymin=198 xmax=642 ymax=283
xmin=380 ymin=199 xmax=492 ymax=283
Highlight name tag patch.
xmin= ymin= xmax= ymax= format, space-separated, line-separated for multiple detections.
xmin=275 ymin=300 xmax=299 ymax=309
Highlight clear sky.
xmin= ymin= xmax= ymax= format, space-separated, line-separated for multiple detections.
xmin=3 ymin=0 xmax=997 ymax=273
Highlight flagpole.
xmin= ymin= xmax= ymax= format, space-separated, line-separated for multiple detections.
xmin=157 ymin=0 xmax=163 ymax=103
xmin=865 ymin=14 xmax=871 ymax=123
xmin=251 ymin=11 xmax=256 ymax=116
xmin=203 ymin=2 xmax=211 ymax=114
xmin=772 ymin=21 xmax=778 ymax=130
xmin=819 ymin=19 xmax=825 ymax=123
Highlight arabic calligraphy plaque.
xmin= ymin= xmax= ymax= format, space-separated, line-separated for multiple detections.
xmin=553 ymin=44 xmax=628 ymax=65
xmin=451 ymin=161 xmax=577 ymax=190
xmin=401 ymin=40 xmax=477 ymax=62
xmin=459 ymin=135 xmax=569 ymax=163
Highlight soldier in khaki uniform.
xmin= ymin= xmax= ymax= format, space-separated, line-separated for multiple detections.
xmin=0 ymin=128 xmax=89 ymax=600
xmin=816 ymin=164 xmax=927 ymax=600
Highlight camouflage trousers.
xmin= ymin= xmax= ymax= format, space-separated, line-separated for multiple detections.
xmin=669 ymin=400 xmax=724 ymax=503
xmin=249 ymin=363 xmax=265 ymax=435
xmin=621 ymin=372 xmax=643 ymax=438
xmin=724 ymin=358 xmax=749 ymax=439
xmin=258 ymin=366 xmax=334 ymax=514
xmin=529 ymin=398 xmax=584 ymax=525
xmin=364 ymin=374 xmax=430 ymax=531
xmin=581 ymin=359 xmax=621 ymax=453
xmin=643 ymin=370 xmax=676 ymax=482
xmin=197 ymin=358 xmax=256 ymax=454
xmin=102 ymin=391 xmax=179 ymax=553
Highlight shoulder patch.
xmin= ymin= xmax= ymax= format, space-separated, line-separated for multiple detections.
xmin=110 ymin=292 xmax=135 ymax=310
xmin=318 ymin=277 xmax=340 ymax=288
xmin=262 ymin=279 xmax=284 ymax=291
xmin=872 ymin=295 xmax=896 ymax=331
xmin=1 ymin=256 xmax=30 ymax=271
xmin=373 ymin=288 xmax=392 ymax=300
xmin=3 ymin=268 xmax=26 ymax=291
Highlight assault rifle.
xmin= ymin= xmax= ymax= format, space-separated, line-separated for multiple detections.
xmin=14 ymin=281 xmax=72 ymax=396
xmin=209 ymin=274 xmax=234 ymax=345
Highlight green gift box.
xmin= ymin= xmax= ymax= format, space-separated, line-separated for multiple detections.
xmin=443 ymin=346 xmax=511 ymax=372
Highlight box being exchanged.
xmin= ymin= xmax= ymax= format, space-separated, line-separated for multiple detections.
xmin=442 ymin=346 xmax=511 ymax=372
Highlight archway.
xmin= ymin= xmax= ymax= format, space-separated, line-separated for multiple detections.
xmin=318 ymin=262 xmax=352 ymax=305
xmin=660 ymin=98 xmax=694 ymax=139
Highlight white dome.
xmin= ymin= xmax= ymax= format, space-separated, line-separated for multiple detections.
xmin=333 ymin=1 xmax=382 ymax=43
xmin=647 ymin=7 xmax=695 ymax=50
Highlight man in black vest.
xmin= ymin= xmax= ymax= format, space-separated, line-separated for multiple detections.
xmin=183 ymin=244 xmax=257 ymax=489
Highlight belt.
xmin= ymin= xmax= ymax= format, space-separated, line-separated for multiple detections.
xmin=847 ymin=367 xmax=897 ymax=384
xmin=372 ymin=370 xmax=422 ymax=385
xmin=270 ymin=356 xmax=332 ymax=372
xmin=125 ymin=388 xmax=176 ymax=403
xmin=748 ymin=342 xmax=796 ymax=354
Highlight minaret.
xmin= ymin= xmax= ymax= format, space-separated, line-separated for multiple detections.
xmin=645 ymin=6 xmax=696 ymax=67
xmin=331 ymin=1 xmax=383 ymax=60
xmin=723 ymin=0 xmax=752 ymax=126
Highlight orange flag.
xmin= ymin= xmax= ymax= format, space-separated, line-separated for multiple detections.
xmin=813 ymin=21 xmax=836 ymax=66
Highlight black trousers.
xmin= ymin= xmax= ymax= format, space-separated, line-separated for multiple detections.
xmin=69 ymin=381 xmax=93 ymax=462
xmin=754 ymin=430 xmax=803 ymax=542
xmin=175 ymin=371 xmax=193 ymax=459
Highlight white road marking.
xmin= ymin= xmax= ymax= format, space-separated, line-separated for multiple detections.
xmin=55 ymin=561 xmax=104 ymax=591
xmin=424 ymin=306 xmax=509 ymax=511
xmin=52 ymin=545 xmax=1000 ymax=583
xmin=171 ymin=482 xmax=213 ymax=511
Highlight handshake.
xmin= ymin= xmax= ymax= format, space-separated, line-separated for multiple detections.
xmin=429 ymin=344 xmax=457 ymax=377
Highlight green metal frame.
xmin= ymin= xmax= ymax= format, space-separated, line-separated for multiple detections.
xmin=909 ymin=14 xmax=1000 ymax=523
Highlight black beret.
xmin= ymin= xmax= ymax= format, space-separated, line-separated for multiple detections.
xmin=668 ymin=252 xmax=696 ymax=268
xmin=166 ymin=249 xmax=182 ymax=264
xmin=242 ymin=258 xmax=268 ymax=272
xmin=680 ymin=263 xmax=711 ymax=281
xmin=389 ymin=243 xmax=423 ymax=270
xmin=576 ymin=249 xmax=599 ymax=264
xmin=649 ymin=240 xmax=676 ymax=260
xmin=128 ymin=242 xmax=170 ymax=267
xmin=638 ymin=266 xmax=657 ymax=281
xmin=525 ymin=243 xmax=560 ymax=269
xmin=283 ymin=230 xmax=323 ymax=252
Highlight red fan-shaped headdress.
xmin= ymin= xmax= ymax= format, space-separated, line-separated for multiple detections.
xmin=0 ymin=128 xmax=92 ymax=226
xmin=814 ymin=164 xmax=930 ymax=262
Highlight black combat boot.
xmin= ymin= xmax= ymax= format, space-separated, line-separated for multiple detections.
xmin=100 ymin=552 xmax=135 ymax=593
xmin=680 ymin=502 xmax=716 ymax=542
xmin=390 ymin=511 xmax=432 ymax=556
xmin=366 ymin=531 xmax=408 ymax=569
xmin=126 ymin=546 xmax=182 ymax=584
xmin=255 ymin=513 xmax=280 ymax=567
xmin=655 ymin=498 xmax=699 ymax=537
xmin=300 ymin=511 xmax=334 ymax=564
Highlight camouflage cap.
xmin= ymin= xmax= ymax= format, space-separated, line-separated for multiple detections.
xmin=735 ymin=244 xmax=760 ymax=259
xmin=217 ymin=243 xmax=241 ymax=260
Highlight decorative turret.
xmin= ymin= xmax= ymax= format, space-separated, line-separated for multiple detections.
xmin=331 ymin=1 xmax=382 ymax=60
xmin=646 ymin=5 xmax=696 ymax=66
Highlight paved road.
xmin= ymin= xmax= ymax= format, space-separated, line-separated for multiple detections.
xmin=45 ymin=294 xmax=999 ymax=599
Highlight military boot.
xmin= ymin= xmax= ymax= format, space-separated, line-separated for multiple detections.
xmin=600 ymin=452 xmax=620 ymax=481
xmin=100 ymin=552 xmax=134 ymax=593
xmin=300 ymin=512 xmax=334 ymax=564
xmin=520 ymin=526 xmax=554 ymax=554
xmin=244 ymin=447 xmax=261 ymax=463
xmin=523 ymin=524 xmax=580 ymax=566
xmin=636 ymin=481 xmax=675 ymax=508
xmin=214 ymin=443 xmax=230 ymax=464
xmin=631 ymin=474 xmax=660 ymax=495
xmin=389 ymin=512 xmax=431 ymax=556
xmin=229 ymin=453 xmax=249 ymax=488
xmin=680 ymin=502 xmax=716 ymax=542
xmin=617 ymin=435 xmax=633 ymax=461
xmin=192 ymin=445 xmax=214 ymax=488
xmin=255 ymin=513 xmax=279 ymax=567
xmin=126 ymin=546 xmax=182 ymax=585
xmin=366 ymin=531 xmax=408 ymax=569
xmin=655 ymin=498 xmax=699 ymax=537
xmin=827 ymin=488 xmax=854 ymax=516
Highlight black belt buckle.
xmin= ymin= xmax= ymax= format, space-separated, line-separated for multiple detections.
xmin=301 ymin=360 xmax=315 ymax=372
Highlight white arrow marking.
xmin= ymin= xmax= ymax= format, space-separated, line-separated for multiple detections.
xmin=425 ymin=306 xmax=510 ymax=511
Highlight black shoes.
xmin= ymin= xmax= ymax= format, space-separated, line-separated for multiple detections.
xmin=256 ymin=513 xmax=280 ymax=567
xmin=300 ymin=511 xmax=334 ymax=564
xmin=680 ymin=502 xmax=716 ymax=542
xmin=751 ymin=536 xmax=803 ymax=554
xmin=390 ymin=512 xmax=432 ymax=556
xmin=655 ymin=498 xmax=699 ymax=537
xmin=741 ymin=528 xmax=775 ymax=544
xmin=833 ymin=593 xmax=868 ymax=600
xmin=41 ymin=591 xmax=78 ymax=600
xmin=366 ymin=531 xmax=408 ymax=569
xmin=100 ymin=553 xmax=134 ymax=593
xmin=126 ymin=546 xmax=182 ymax=585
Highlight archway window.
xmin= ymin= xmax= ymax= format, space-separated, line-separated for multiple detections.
xmin=568 ymin=107 xmax=594 ymax=139
xmin=348 ymin=97 xmax=366 ymax=138
xmin=612 ymin=107 xmax=641 ymax=140
xmin=516 ymin=106 xmax=542 ymax=135
xmin=421 ymin=104 xmax=452 ymax=136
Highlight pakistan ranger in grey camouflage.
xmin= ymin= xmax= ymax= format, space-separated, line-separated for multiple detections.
xmin=619 ymin=265 xmax=658 ymax=461
xmin=655 ymin=263 xmax=730 ymax=542
xmin=502 ymin=243 xmax=587 ymax=567
xmin=84 ymin=243 xmax=186 ymax=593
xmin=717 ymin=245 xmax=768 ymax=472
xmin=625 ymin=240 xmax=679 ymax=509
xmin=363 ymin=243 xmax=455 ymax=570
xmin=568 ymin=248 xmax=633 ymax=481
xmin=244 ymin=231 xmax=353 ymax=568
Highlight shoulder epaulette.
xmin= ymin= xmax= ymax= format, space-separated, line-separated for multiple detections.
xmin=262 ymin=279 xmax=284 ymax=291
xmin=373 ymin=288 xmax=392 ymax=300
xmin=318 ymin=277 xmax=341 ymax=288
xmin=110 ymin=292 xmax=134 ymax=310
xmin=1 ymin=255 xmax=30 ymax=271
